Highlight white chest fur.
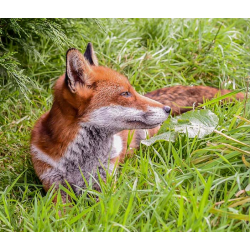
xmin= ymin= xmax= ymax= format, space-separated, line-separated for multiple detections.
xmin=110 ymin=134 xmax=123 ymax=159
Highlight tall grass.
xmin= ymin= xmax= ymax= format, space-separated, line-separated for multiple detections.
xmin=0 ymin=18 xmax=250 ymax=232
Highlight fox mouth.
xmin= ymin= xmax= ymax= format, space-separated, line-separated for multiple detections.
xmin=126 ymin=120 xmax=162 ymax=128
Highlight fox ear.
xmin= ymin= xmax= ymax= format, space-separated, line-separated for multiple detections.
xmin=84 ymin=42 xmax=99 ymax=66
xmin=66 ymin=48 xmax=91 ymax=93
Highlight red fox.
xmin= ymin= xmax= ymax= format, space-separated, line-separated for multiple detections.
xmin=31 ymin=43 xmax=244 ymax=199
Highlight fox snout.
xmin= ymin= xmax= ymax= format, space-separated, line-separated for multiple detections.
xmin=141 ymin=105 xmax=171 ymax=127
xmin=86 ymin=104 xmax=170 ymax=132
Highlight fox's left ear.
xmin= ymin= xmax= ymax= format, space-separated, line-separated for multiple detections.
xmin=66 ymin=48 xmax=92 ymax=93
xmin=84 ymin=42 xmax=99 ymax=66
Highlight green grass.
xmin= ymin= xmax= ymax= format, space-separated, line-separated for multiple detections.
xmin=0 ymin=18 xmax=250 ymax=232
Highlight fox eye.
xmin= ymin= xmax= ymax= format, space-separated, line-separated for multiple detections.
xmin=121 ymin=91 xmax=132 ymax=97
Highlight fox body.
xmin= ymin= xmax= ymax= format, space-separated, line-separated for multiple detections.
xmin=31 ymin=43 xmax=244 ymax=197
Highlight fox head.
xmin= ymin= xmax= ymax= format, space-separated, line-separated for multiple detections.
xmin=54 ymin=43 xmax=171 ymax=133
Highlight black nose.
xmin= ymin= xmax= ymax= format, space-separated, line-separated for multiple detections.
xmin=163 ymin=106 xmax=171 ymax=114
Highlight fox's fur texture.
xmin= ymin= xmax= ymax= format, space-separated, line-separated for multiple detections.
xmin=30 ymin=43 xmax=244 ymax=199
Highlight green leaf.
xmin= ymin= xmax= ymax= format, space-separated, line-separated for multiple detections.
xmin=171 ymin=109 xmax=219 ymax=138
xmin=141 ymin=109 xmax=219 ymax=146
xmin=141 ymin=131 xmax=176 ymax=146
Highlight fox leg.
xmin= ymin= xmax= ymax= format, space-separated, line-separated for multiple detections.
xmin=115 ymin=126 xmax=161 ymax=162
xmin=32 ymin=157 xmax=74 ymax=203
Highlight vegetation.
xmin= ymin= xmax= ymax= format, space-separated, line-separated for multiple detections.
xmin=0 ymin=18 xmax=250 ymax=232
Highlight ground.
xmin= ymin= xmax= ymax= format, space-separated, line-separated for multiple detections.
xmin=0 ymin=18 xmax=250 ymax=232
